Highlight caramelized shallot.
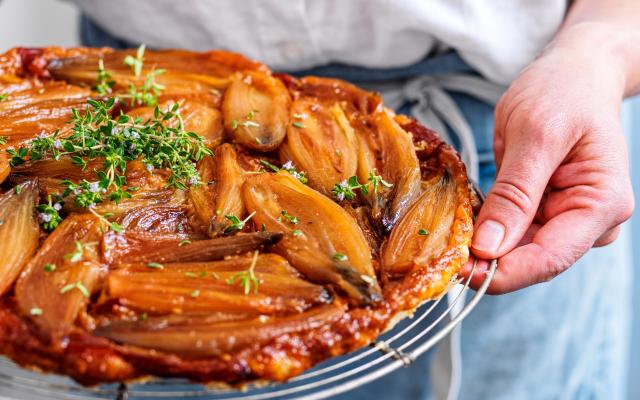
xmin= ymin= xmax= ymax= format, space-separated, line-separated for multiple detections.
xmin=0 ymin=180 xmax=39 ymax=296
xmin=382 ymin=172 xmax=457 ymax=276
xmin=95 ymin=303 xmax=345 ymax=357
xmin=15 ymin=214 xmax=103 ymax=340
xmin=279 ymin=100 xmax=358 ymax=194
xmin=105 ymin=255 xmax=331 ymax=315
xmin=243 ymin=172 xmax=381 ymax=305
xmin=356 ymin=109 xmax=421 ymax=231
xmin=222 ymin=71 xmax=290 ymax=151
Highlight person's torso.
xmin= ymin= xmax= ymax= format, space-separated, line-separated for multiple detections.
xmin=69 ymin=0 xmax=566 ymax=84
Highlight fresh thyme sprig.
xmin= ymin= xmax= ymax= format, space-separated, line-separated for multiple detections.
xmin=94 ymin=59 xmax=115 ymax=96
xmin=64 ymin=241 xmax=85 ymax=263
xmin=120 ymin=44 xmax=166 ymax=106
xmin=224 ymin=211 xmax=256 ymax=234
xmin=332 ymin=171 xmax=393 ymax=202
xmin=123 ymin=44 xmax=146 ymax=77
xmin=258 ymin=159 xmax=308 ymax=184
xmin=8 ymin=99 xmax=212 ymax=211
xmin=280 ymin=210 xmax=299 ymax=224
xmin=36 ymin=195 xmax=63 ymax=231
xmin=89 ymin=208 xmax=123 ymax=233
xmin=124 ymin=68 xmax=165 ymax=107
xmin=332 ymin=176 xmax=364 ymax=201
xmin=225 ymin=251 xmax=261 ymax=295
xmin=367 ymin=170 xmax=393 ymax=193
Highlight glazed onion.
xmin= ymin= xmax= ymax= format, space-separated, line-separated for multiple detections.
xmin=243 ymin=172 xmax=382 ymax=305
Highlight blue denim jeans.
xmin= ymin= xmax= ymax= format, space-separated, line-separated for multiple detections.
xmin=80 ymin=15 xmax=632 ymax=400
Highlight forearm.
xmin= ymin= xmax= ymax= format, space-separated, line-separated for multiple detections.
xmin=552 ymin=0 xmax=640 ymax=97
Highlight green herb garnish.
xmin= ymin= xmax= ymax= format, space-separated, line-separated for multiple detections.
xmin=332 ymin=176 xmax=364 ymax=201
xmin=258 ymin=159 xmax=308 ymax=184
xmin=43 ymin=263 xmax=56 ymax=272
xmin=280 ymin=210 xmax=299 ymax=224
xmin=224 ymin=211 xmax=256 ymax=234
xmin=7 ymin=99 xmax=212 ymax=216
xmin=418 ymin=229 xmax=429 ymax=236
xmin=226 ymin=251 xmax=260 ymax=295
xmin=332 ymin=170 xmax=393 ymax=201
xmin=64 ymin=241 xmax=85 ymax=263
xmin=259 ymin=159 xmax=280 ymax=172
xmin=36 ymin=195 xmax=63 ymax=231
xmin=147 ymin=262 xmax=164 ymax=269
xmin=333 ymin=253 xmax=348 ymax=262
xmin=123 ymin=44 xmax=146 ymax=77
xmin=60 ymin=281 xmax=90 ymax=297
xmin=368 ymin=170 xmax=393 ymax=194
xmin=292 ymin=121 xmax=306 ymax=129
xmin=94 ymin=59 xmax=115 ymax=95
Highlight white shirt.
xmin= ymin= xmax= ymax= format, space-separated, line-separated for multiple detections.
xmin=70 ymin=0 xmax=566 ymax=85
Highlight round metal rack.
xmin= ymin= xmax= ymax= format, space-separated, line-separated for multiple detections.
xmin=0 ymin=184 xmax=497 ymax=400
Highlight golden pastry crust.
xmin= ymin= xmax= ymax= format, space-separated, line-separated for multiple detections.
xmin=0 ymin=47 xmax=473 ymax=386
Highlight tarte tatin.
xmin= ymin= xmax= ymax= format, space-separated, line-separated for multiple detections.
xmin=0 ymin=46 xmax=473 ymax=386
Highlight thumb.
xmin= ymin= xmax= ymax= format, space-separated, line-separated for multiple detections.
xmin=472 ymin=133 xmax=562 ymax=260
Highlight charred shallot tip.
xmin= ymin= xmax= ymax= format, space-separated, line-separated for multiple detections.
xmin=243 ymin=172 xmax=382 ymax=305
xmin=103 ymin=231 xmax=283 ymax=264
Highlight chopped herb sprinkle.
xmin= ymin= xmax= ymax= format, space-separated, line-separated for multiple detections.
xmin=333 ymin=253 xmax=348 ymax=262
xmin=147 ymin=262 xmax=164 ymax=269
xmin=224 ymin=211 xmax=256 ymax=234
xmin=64 ymin=241 xmax=85 ymax=263
xmin=43 ymin=263 xmax=56 ymax=272
xmin=226 ymin=251 xmax=260 ymax=295
xmin=280 ymin=210 xmax=299 ymax=224
xmin=418 ymin=229 xmax=429 ymax=236
xmin=60 ymin=281 xmax=90 ymax=297
xmin=292 ymin=121 xmax=306 ymax=129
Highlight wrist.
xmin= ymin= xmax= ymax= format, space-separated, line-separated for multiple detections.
xmin=548 ymin=22 xmax=640 ymax=97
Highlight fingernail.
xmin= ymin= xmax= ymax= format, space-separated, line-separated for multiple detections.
xmin=473 ymin=220 xmax=505 ymax=253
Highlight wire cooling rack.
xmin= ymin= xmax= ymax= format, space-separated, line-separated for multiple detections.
xmin=0 ymin=185 xmax=496 ymax=400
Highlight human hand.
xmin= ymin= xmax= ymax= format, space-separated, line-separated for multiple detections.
xmin=460 ymin=24 xmax=635 ymax=294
